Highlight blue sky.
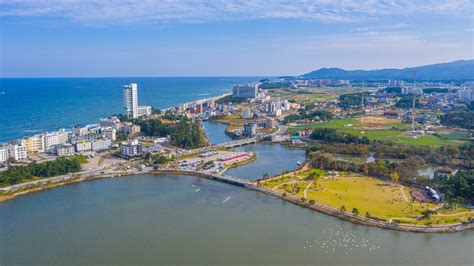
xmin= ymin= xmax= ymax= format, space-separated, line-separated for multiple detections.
xmin=0 ymin=0 xmax=473 ymax=77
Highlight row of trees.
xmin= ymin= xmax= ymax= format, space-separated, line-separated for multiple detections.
xmin=283 ymin=109 xmax=333 ymax=124
xmin=338 ymin=93 xmax=363 ymax=108
xmin=136 ymin=118 xmax=207 ymax=149
xmin=309 ymin=128 xmax=371 ymax=145
xmin=0 ymin=157 xmax=83 ymax=187
xmin=440 ymin=111 xmax=474 ymax=129
xmin=307 ymin=133 xmax=473 ymax=168
xmin=309 ymin=153 xmax=420 ymax=184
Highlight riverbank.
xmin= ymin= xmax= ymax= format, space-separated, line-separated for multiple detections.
xmin=0 ymin=170 xmax=140 ymax=203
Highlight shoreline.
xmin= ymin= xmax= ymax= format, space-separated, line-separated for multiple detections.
xmin=1 ymin=92 xmax=232 ymax=145
xmin=1 ymin=165 xmax=472 ymax=233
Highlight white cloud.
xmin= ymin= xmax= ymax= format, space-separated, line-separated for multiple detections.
xmin=292 ymin=31 xmax=464 ymax=52
xmin=0 ymin=0 xmax=472 ymax=25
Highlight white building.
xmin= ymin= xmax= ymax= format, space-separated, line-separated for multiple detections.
xmin=138 ymin=105 xmax=152 ymax=117
xmin=73 ymin=141 xmax=92 ymax=153
xmin=101 ymin=127 xmax=116 ymax=141
xmin=232 ymin=83 xmax=259 ymax=99
xmin=124 ymin=83 xmax=139 ymax=118
xmin=0 ymin=144 xmax=27 ymax=163
xmin=43 ymin=130 xmax=68 ymax=151
xmin=0 ymin=148 xmax=7 ymax=164
xmin=91 ymin=139 xmax=112 ymax=151
xmin=120 ymin=140 xmax=142 ymax=158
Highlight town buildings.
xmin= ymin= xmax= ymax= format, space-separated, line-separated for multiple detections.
xmin=243 ymin=122 xmax=257 ymax=137
xmin=242 ymin=108 xmax=252 ymax=119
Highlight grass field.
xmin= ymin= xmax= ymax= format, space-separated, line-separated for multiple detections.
xmin=261 ymin=169 xmax=474 ymax=225
xmin=289 ymin=117 xmax=463 ymax=146
xmin=268 ymin=87 xmax=363 ymax=105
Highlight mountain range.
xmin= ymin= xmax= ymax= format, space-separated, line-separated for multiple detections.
xmin=300 ymin=60 xmax=474 ymax=81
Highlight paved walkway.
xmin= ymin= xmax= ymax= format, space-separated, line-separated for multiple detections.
xmin=303 ymin=181 xmax=313 ymax=198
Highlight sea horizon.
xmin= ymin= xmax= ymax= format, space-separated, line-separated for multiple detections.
xmin=0 ymin=77 xmax=266 ymax=142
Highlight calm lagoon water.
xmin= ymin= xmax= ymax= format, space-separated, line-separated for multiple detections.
xmin=201 ymin=121 xmax=233 ymax=144
xmin=1 ymin=173 xmax=472 ymax=265
xmin=225 ymin=143 xmax=306 ymax=180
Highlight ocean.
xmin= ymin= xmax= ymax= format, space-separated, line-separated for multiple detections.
xmin=0 ymin=77 xmax=261 ymax=142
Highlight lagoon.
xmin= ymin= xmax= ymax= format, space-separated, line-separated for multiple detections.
xmin=1 ymin=173 xmax=472 ymax=265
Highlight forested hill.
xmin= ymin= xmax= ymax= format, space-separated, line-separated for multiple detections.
xmin=300 ymin=60 xmax=474 ymax=80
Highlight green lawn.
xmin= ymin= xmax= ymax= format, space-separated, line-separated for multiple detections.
xmin=261 ymin=170 xmax=474 ymax=225
xmin=289 ymin=117 xmax=462 ymax=147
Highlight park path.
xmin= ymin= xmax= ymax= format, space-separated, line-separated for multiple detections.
xmin=271 ymin=180 xmax=298 ymax=190
xmin=400 ymin=185 xmax=410 ymax=203
xmin=303 ymin=181 xmax=313 ymax=198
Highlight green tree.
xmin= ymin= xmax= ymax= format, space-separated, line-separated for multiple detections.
xmin=352 ymin=208 xmax=360 ymax=216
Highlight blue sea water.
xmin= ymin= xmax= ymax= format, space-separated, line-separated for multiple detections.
xmin=0 ymin=77 xmax=260 ymax=142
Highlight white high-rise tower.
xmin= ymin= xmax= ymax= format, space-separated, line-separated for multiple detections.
xmin=123 ymin=83 xmax=138 ymax=118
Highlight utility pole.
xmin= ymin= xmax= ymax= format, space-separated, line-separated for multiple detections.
xmin=361 ymin=74 xmax=365 ymax=121
xmin=412 ymin=71 xmax=416 ymax=130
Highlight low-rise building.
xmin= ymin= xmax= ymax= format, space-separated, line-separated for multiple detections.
xmin=120 ymin=140 xmax=142 ymax=158
xmin=101 ymin=127 xmax=116 ymax=141
xmin=73 ymin=141 xmax=92 ymax=153
xmin=91 ymin=139 xmax=112 ymax=151
xmin=138 ymin=105 xmax=152 ymax=117
xmin=99 ymin=116 xmax=122 ymax=130
xmin=52 ymin=144 xmax=75 ymax=156
xmin=121 ymin=123 xmax=141 ymax=136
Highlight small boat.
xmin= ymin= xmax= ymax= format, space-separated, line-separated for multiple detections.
xmin=297 ymin=161 xmax=303 ymax=165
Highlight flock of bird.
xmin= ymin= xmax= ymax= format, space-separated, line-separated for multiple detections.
xmin=303 ymin=227 xmax=381 ymax=255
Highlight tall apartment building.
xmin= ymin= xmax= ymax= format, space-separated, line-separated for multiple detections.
xmin=232 ymin=83 xmax=259 ymax=99
xmin=124 ymin=83 xmax=139 ymax=118
xmin=43 ymin=130 xmax=68 ymax=151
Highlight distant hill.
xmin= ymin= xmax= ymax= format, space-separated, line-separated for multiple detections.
xmin=300 ymin=60 xmax=474 ymax=80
